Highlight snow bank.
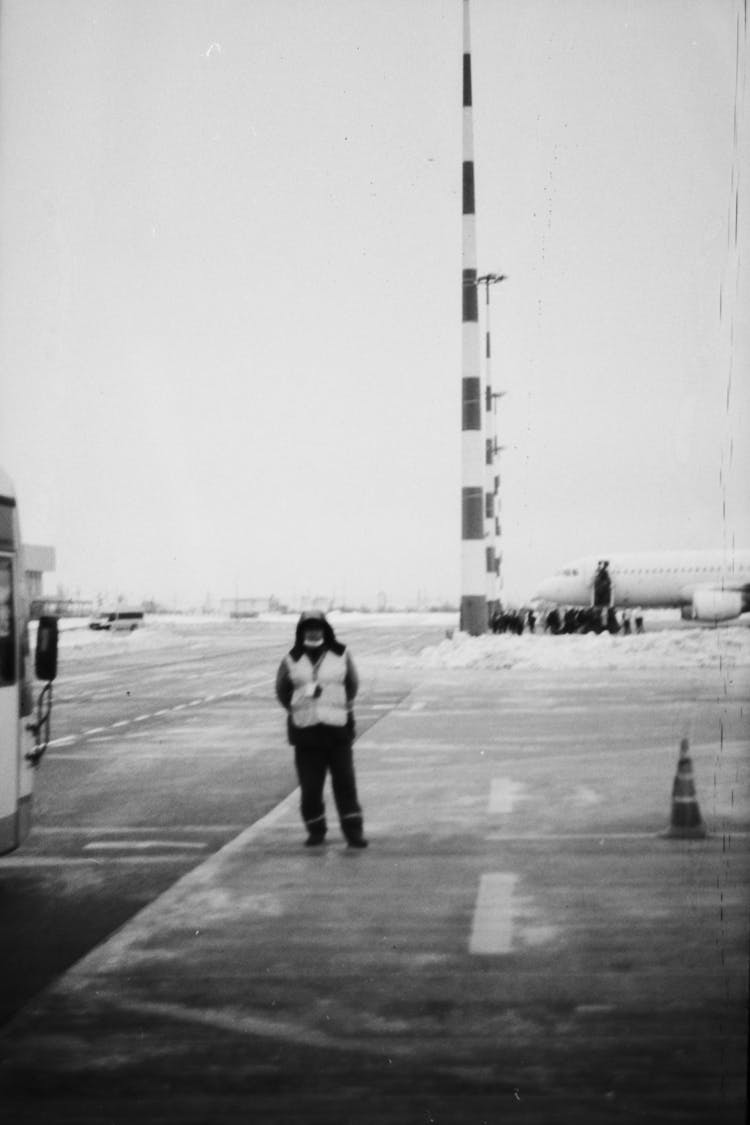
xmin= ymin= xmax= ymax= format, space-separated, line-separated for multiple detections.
xmin=390 ymin=626 xmax=750 ymax=671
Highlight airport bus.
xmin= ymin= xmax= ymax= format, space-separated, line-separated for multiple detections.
xmin=1 ymin=468 xmax=59 ymax=855
xmin=89 ymin=607 xmax=144 ymax=631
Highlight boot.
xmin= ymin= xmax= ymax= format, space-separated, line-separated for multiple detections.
xmin=304 ymin=815 xmax=327 ymax=847
xmin=342 ymin=815 xmax=368 ymax=848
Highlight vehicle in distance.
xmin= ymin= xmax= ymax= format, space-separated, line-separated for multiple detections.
xmin=89 ymin=608 xmax=145 ymax=631
xmin=534 ymin=549 xmax=750 ymax=623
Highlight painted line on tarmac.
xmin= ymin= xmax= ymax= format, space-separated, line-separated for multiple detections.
xmin=356 ymin=740 xmax=748 ymax=764
xmin=44 ymin=790 xmax=302 ymax=974
xmin=83 ymin=840 xmax=208 ymax=852
xmin=355 ymin=736 xmax=606 ymax=752
xmin=0 ymin=856 xmax=200 ymax=868
xmin=356 ymin=741 xmax=506 ymax=752
xmin=485 ymin=831 xmax=750 ymax=841
xmin=47 ymin=675 xmax=275 ymax=749
xmin=34 ymin=824 xmax=244 ymax=835
xmin=49 ymin=748 xmax=261 ymax=761
xmin=109 ymin=996 xmax=414 ymax=1058
xmin=469 ymin=873 xmax=519 ymax=954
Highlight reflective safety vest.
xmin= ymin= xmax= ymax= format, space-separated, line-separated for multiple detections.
xmin=285 ymin=649 xmax=350 ymax=729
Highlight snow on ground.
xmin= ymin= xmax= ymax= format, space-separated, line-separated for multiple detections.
xmin=389 ymin=625 xmax=750 ymax=672
xmin=30 ymin=612 xmax=750 ymax=672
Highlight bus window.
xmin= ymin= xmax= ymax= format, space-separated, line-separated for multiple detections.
xmin=0 ymin=558 xmax=15 ymax=685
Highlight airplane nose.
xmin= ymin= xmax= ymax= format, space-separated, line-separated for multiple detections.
xmin=534 ymin=578 xmax=555 ymax=600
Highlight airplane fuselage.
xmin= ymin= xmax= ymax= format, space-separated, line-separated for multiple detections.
xmin=534 ymin=550 xmax=750 ymax=621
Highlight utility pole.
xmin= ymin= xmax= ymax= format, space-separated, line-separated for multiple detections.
xmin=477 ymin=272 xmax=507 ymax=623
xmin=460 ymin=0 xmax=486 ymax=636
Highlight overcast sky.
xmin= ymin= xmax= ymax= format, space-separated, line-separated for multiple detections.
xmin=1 ymin=0 xmax=747 ymax=609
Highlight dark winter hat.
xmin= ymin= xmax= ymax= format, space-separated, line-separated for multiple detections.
xmin=290 ymin=611 xmax=345 ymax=659
xmin=299 ymin=611 xmax=327 ymax=628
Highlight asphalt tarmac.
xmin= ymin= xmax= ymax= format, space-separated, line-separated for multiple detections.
xmin=0 ymin=648 xmax=747 ymax=1124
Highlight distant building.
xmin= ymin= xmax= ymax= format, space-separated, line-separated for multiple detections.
xmin=22 ymin=544 xmax=55 ymax=604
xmin=297 ymin=596 xmax=334 ymax=613
xmin=22 ymin=544 xmax=93 ymax=619
xmin=220 ymin=596 xmax=272 ymax=618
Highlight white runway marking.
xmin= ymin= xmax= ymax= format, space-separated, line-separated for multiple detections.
xmin=108 ymin=996 xmax=413 ymax=1058
xmin=485 ymin=831 xmax=750 ymax=841
xmin=0 ymin=856 xmax=196 ymax=867
xmin=34 ymin=824 xmax=243 ymax=835
xmin=469 ymin=873 xmax=518 ymax=955
xmin=48 ymin=753 xmax=117 ymax=761
xmin=49 ymin=749 xmax=257 ymax=761
xmin=489 ymin=778 xmax=526 ymax=814
xmin=82 ymin=840 xmax=208 ymax=852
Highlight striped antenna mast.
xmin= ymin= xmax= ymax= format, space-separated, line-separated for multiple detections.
xmin=460 ymin=0 xmax=487 ymax=635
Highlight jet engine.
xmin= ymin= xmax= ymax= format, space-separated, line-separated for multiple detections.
xmin=682 ymin=589 xmax=744 ymax=622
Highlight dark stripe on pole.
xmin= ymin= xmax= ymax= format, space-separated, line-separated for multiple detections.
xmin=462 ymin=377 xmax=481 ymax=430
xmin=461 ymin=487 xmax=484 ymax=539
xmin=462 ymin=162 xmax=475 ymax=216
xmin=462 ymin=268 xmax=478 ymax=321
xmin=463 ymin=54 xmax=472 ymax=107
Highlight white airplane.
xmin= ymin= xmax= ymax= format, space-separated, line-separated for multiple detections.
xmin=534 ymin=549 xmax=750 ymax=622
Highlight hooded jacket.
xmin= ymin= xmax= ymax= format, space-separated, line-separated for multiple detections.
xmin=275 ymin=612 xmax=359 ymax=746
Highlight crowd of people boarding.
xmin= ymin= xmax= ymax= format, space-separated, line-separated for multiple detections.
xmin=490 ymin=559 xmax=644 ymax=636
xmin=490 ymin=604 xmax=644 ymax=636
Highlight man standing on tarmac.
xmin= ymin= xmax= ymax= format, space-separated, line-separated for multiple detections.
xmin=275 ymin=611 xmax=368 ymax=849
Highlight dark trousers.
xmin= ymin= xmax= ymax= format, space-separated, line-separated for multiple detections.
xmin=293 ymin=742 xmax=363 ymax=839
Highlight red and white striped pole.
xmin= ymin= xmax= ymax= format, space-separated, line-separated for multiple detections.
xmin=460 ymin=0 xmax=486 ymax=636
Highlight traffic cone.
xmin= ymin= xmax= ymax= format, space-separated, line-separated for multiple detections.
xmin=664 ymin=738 xmax=707 ymax=839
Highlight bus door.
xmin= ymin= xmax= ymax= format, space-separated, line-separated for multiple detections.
xmin=0 ymin=554 xmax=22 ymax=852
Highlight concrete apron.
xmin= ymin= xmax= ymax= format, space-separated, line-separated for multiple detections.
xmin=1 ymin=664 xmax=748 ymax=1122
